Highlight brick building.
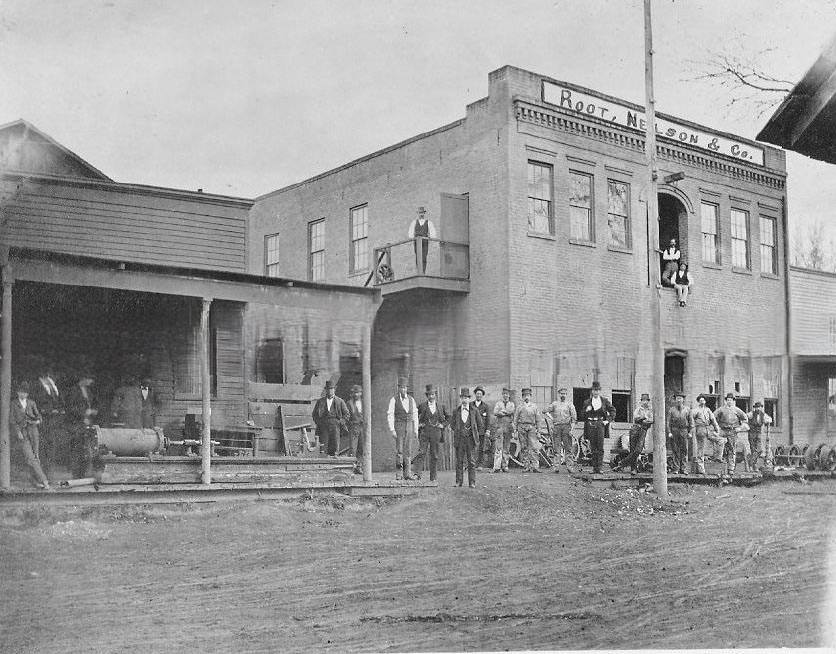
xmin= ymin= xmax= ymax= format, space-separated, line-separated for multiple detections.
xmin=251 ymin=65 xmax=791 ymax=470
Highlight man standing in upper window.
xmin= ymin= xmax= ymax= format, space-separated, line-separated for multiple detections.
xmin=661 ymin=238 xmax=681 ymax=286
xmin=408 ymin=206 xmax=437 ymax=274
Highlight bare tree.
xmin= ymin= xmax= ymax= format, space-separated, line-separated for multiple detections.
xmin=792 ymin=219 xmax=836 ymax=271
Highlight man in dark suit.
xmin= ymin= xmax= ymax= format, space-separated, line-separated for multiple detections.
xmin=10 ymin=381 xmax=50 ymax=489
xmin=32 ymin=365 xmax=65 ymax=474
xmin=412 ymin=384 xmax=450 ymax=481
xmin=582 ymin=381 xmax=616 ymax=474
xmin=472 ymin=385 xmax=492 ymax=470
xmin=311 ymin=380 xmax=349 ymax=457
xmin=139 ymin=378 xmax=161 ymax=428
xmin=66 ymin=373 xmax=99 ymax=479
xmin=450 ymin=387 xmax=483 ymax=488
xmin=345 ymin=384 xmax=365 ymax=474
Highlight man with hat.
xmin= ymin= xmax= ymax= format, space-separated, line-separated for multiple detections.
xmin=312 ymin=380 xmax=350 ymax=457
xmin=66 ymin=372 xmax=99 ymax=479
xmin=32 ymin=364 xmax=65 ymax=474
xmin=386 ymin=377 xmax=419 ymax=480
xmin=491 ymin=387 xmax=515 ymax=472
xmin=615 ymin=393 xmax=654 ymax=474
xmin=747 ymin=401 xmax=773 ymax=472
xmin=513 ymin=388 xmax=544 ymax=472
xmin=345 ymin=384 xmax=366 ymax=474
xmin=666 ymin=391 xmax=694 ymax=475
xmin=407 ymin=206 xmax=437 ymax=274
xmin=413 ymin=384 xmax=450 ymax=481
xmin=10 ymin=381 xmax=50 ymax=490
xmin=582 ymin=382 xmax=616 ymax=474
xmin=139 ymin=378 xmax=160 ymax=429
xmin=713 ymin=393 xmax=749 ymax=480
xmin=472 ymin=386 xmax=492 ymax=469
xmin=451 ymin=387 xmax=482 ymax=487
xmin=692 ymin=394 xmax=720 ymax=475
xmin=546 ymin=388 xmax=577 ymax=473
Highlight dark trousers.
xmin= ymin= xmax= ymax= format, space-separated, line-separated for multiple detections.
xmin=413 ymin=426 xmax=443 ymax=481
xmin=413 ymin=238 xmax=429 ymax=273
xmin=319 ymin=420 xmax=341 ymax=456
xmin=621 ymin=424 xmax=648 ymax=471
xmin=585 ymin=420 xmax=606 ymax=471
xmin=17 ymin=428 xmax=49 ymax=487
xmin=347 ymin=423 xmax=364 ymax=457
xmin=455 ymin=438 xmax=476 ymax=486
xmin=670 ymin=427 xmax=689 ymax=473
xmin=39 ymin=414 xmax=64 ymax=474
xmin=69 ymin=426 xmax=95 ymax=479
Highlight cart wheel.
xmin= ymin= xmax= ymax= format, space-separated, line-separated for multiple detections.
xmin=824 ymin=447 xmax=836 ymax=472
xmin=773 ymin=444 xmax=787 ymax=467
xmin=610 ymin=451 xmax=627 ymax=470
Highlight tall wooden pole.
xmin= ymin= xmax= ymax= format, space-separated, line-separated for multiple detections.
xmin=200 ymin=298 xmax=212 ymax=485
xmin=0 ymin=256 xmax=12 ymax=491
xmin=644 ymin=0 xmax=668 ymax=497
xmin=362 ymin=323 xmax=373 ymax=482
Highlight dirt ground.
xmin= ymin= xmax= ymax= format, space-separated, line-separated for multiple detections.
xmin=0 ymin=471 xmax=834 ymax=654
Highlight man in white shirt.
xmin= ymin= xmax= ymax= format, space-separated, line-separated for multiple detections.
xmin=661 ymin=238 xmax=681 ymax=286
xmin=386 ymin=377 xmax=419 ymax=480
xmin=312 ymin=380 xmax=349 ymax=457
xmin=407 ymin=206 xmax=437 ymax=274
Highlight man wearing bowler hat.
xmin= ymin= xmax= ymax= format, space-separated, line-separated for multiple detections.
xmin=513 ymin=387 xmax=544 ymax=472
xmin=451 ymin=387 xmax=482 ymax=487
xmin=667 ymin=391 xmax=693 ymax=475
xmin=413 ymin=384 xmax=450 ymax=481
xmin=547 ymin=387 xmax=577 ymax=473
xmin=491 ymin=387 xmax=515 ymax=472
xmin=582 ymin=381 xmax=616 ymax=474
xmin=472 ymin=386 xmax=492 ymax=469
xmin=614 ymin=392 xmax=654 ymax=474
xmin=713 ymin=392 xmax=749 ymax=481
xmin=747 ymin=400 xmax=772 ymax=472
xmin=387 ymin=376 xmax=419 ymax=480
xmin=692 ymin=393 xmax=720 ymax=475
xmin=312 ymin=380 xmax=349 ymax=457
xmin=407 ymin=206 xmax=437 ymax=274
xmin=10 ymin=381 xmax=50 ymax=490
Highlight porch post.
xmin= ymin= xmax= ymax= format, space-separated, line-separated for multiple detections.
xmin=200 ymin=297 xmax=212 ymax=485
xmin=362 ymin=322 xmax=373 ymax=482
xmin=0 ymin=255 xmax=12 ymax=490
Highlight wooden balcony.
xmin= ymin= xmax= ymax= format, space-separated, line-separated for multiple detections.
xmin=371 ymin=238 xmax=470 ymax=296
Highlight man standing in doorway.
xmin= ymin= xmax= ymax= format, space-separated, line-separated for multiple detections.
xmin=582 ymin=381 xmax=615 ymax=475
xmin=312 ymin=380 xmax=349 ymax=457
xmin=692 ymin=394 xmax=720 ymax=475
xmin=451 ymin=387 xmax=482 ymax=488
xmin=408 ymin=206 xmax=437 ymax=274
xmin=386 ymin=377 xmax=419 ymax=480
xmin=547 ymin=388 xmax=577 ymax=473
xmin=346 ymin=384 xmax=365 ymax=475
xmin=667 ymin=392 xmax=693 ymax=475
xmin=714 ymin=392 xmax=749 ymax=481
xmin=413 ymin=384 xmax=449 ymax=481
xmin=491 ymin=387 xmax=515 ymax=473
xmin=472 ymin=386 xmax=491 ymax=470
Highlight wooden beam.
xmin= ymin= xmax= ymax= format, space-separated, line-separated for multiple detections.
xmin=362 ymin=323 xmax=373 ymax=482
xmin=788 ymin=68 xmax=836 ymax=150
xmin=0 ymin=258 xmax=12 ymax=490
xmin=200 ymin=297 xmax=212 ymax=485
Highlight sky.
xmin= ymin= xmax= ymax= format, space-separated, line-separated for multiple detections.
xmin=1 ymin=0 xmax=835 ymax=238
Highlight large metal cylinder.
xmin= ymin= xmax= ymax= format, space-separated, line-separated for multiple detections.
xmin=94 ymin=426 xmax=165 ymax=456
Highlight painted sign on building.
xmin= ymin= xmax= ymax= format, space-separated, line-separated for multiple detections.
xmin=542 ymin=81 xmax=765 ymax=166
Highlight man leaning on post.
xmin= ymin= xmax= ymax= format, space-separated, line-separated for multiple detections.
xmin=387 ymin=376 xmax=419 ymax=480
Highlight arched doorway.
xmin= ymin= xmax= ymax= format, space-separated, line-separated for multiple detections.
xmin=658 ymin=192 xmax=689 ymax=282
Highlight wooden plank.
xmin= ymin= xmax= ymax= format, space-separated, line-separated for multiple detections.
xmin=248 ymin=383 xmax=321 ymax=402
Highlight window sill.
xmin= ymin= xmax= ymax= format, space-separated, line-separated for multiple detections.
xmin=607 ymin=245 xmax=632 ymax=254
xmin=732 ymin=267 xmax=752 ymax=276
xmin=569 ymin=238 xmax=596 ymax=248
xmin=527 ymin=231 xmax=556 ymax=241
xmin=760 ymin=272 xmax=780 ymax=280
xmin=701 ymin=261 xmax=723 ymax=270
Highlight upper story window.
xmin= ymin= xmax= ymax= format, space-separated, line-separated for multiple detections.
xmin=349 ymin=204 xmax=369 ymax=273
xmin=264 ymin=233 xmax=280 ymax=278
xmin=607 ymin=180 xmax=630 ymax=248
xmin=308 ymin=219 xmax=325 ymax=282
xmin=760 ymin=215 xmax=778 ymax=275
xmin=730 ymin=208 xmax=750 ymax=270
xmin=527 ymin=161 xmax=553 ymax=235
xmin=700 ymin=202 xmax=720 ymax=265
xmin=569 ymin=171 xmax=594 ymax=242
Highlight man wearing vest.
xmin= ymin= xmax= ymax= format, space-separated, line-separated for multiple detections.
xmin=407 ymin=206 xmax=437 ymax=274
xmin=747 ymin=401 xmax=772 ymax=472
xmin=451 ymin=386 xmax=482 ymax=488
xmin=413 ymin=384 xmax=450 ymax=481
xmin=667 ymin=391 xmax=694 ymax=475
xmin=346 ymin=384 xmax=365 ymax=475
xmin=312 ymin=380 xmax=350 ymax=457
xmin=713 ymin=392 xmax=749 ymax=481
xmin=492 ymin=387 xmax=515 ymax=473
xmin=472 ymin=386 xmax=492 ymax=469
xmin=692 ymin=394 xmax=720 ymax=475
xmin=387 ymin=377 xmax=419 ymax=480
xmin=582 ymin=381 xmax=616 ymax=474
xmin=32 ymin=365 xmax=65 ymax=474
xmin=546 ymin=387 xmax=577 ymax=473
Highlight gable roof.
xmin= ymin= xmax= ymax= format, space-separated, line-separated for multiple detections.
xmin=0 ymin=119 xmax=112 ymax=181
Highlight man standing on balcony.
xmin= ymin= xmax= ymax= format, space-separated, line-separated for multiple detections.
xmin=407 ymin=206 xmax=437 ymax=274
xmin=387 ymin=377 xmax=419 ymax=480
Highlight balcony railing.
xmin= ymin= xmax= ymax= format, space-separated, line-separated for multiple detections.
xmin=370 ymin=238 xmax=469 ymax=293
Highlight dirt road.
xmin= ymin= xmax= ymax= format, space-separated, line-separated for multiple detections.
xmin=1 ymin=472 xmax=834 ymax=653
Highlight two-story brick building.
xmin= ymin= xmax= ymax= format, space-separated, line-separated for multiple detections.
xmin=250 ymin=66 xmax=791 ymax=469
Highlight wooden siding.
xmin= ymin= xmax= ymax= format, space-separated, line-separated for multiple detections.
xmin=4 ymin=179 xmax=248 ymax=273
xmin=790 ymin=267 xmax=836 ymax=356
